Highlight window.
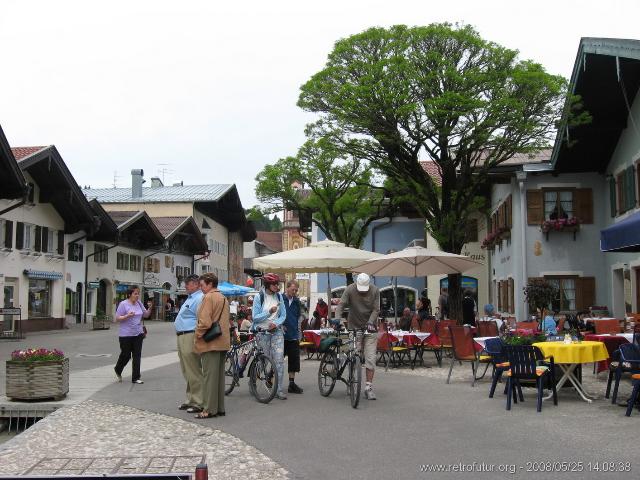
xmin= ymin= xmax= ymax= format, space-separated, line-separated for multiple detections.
xmin=23 ymin=224 xmax=33 ymax=250
xmin=28 ymin=279 xmax=51 ymax=318
xmin=544 ymin=190 xmax=573 ymax=220
xmin=201 ymin=264 xmax=210 ymax=274
xmin=615 ymin=166 xmax=637 ymax=215
xmin=176 ymin=265 xmax=183 ymax=278
xmin=183 ymin=267 xmax=191 ymax=277
xmin=93 ymin=244 xmax=109 ymax=263
xmin=116 ymin=252 xmax=130 ymax=270
xmin=153 ymin=258 xmax=160 ymax=273
xmin=546 ymin=277 xmax=577 ymax=312
xmin=164 ymin=255 xmax=172 ymax=268
xmin=47 ymin=229 xmax=54 ymax=253
xmin=68 ymin=243 xmax=84 ymax=262
xmin=130 ymin=255 xmax=141 ymax=272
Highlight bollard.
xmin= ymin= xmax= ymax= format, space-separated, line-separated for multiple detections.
xmin=195 ymin=462 xmax=208 ymax=480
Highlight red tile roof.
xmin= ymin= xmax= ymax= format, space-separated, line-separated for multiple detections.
xmin=107 ymin=210 xmax=139 ymax=226
xmin=151 ymin=216 xmax=188 ymax=237
xmin=11 ymin=146 xmax=49 ymax=161
xmin=420 ymin=161 xmax=442 ymax=186
xmin=256 ymin=231 xmax=282 ymax=252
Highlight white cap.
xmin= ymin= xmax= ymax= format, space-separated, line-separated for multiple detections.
xmin=356 ymin=273 xmax=370 ymax=292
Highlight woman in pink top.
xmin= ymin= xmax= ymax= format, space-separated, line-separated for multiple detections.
xmin=114 ymin=286 xmax=151 ymax=384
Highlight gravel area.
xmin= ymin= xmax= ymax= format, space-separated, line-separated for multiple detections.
xmin=0 ymin=400 xmax=288 ymax=479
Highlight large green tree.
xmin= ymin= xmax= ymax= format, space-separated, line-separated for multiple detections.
xmin=245 ymin=206 xmax=282 ymax=232
xmin=298 ymin=23 xmax=579 ymax=321
xmin=255 ymin=135 xmax=395 ymax=283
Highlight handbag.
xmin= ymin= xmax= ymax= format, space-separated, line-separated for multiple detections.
xmin=203 ymin=298 xmax=227 ymax=342
xmin=138 ymin=301 xmax=148 ymax=338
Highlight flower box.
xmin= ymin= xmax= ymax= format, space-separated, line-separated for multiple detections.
xmin=6 ymin=349 xmax=69 ymax=401
xmin=541 ymin=217 xmax=580 ymax=241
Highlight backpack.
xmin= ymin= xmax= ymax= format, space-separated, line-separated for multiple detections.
xmin=259 ymin=290 xmax=282 ymax=308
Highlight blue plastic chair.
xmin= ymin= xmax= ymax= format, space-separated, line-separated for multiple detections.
xmin=608 ymin=343 xmax=640 ymax=404
xmin=483 ymin=337 xmax=509 ymax=398
xmin=503 ymin=345 xmax=557 ymax=413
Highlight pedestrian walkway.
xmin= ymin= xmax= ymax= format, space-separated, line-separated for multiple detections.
xmin=0 ymin=400 xmax=288 ymax=479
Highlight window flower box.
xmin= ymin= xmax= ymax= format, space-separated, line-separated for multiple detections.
xmin=5 ymin=349 xmax=69 ymax=401
xmin=540 ymin=217 xmax=580 ymax=241
xmin=481 ymin=227 xmax=511 ymax=250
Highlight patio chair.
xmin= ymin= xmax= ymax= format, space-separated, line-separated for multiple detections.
xmin=446 ymin=326 xmax=490 ymax=386
xmin=503 ymin=345 xmax=557 ymax=412
xmin=418 ymin=319 xmax=441 ymax=366
xmin=477 ymin=320 xmax=499 ymax=337
xmin=594 ymin=319 xmax=622 ymax=334
xmin=625 ymin=373 xmax=640 ymax=416
xmin=483 ymin=337 xmax=510 ymax=398
xmin=377 ymin=332 xmax=411 ymax=370
xmin=607 ymin=343 xmax=640 ymax=404
xmin=516 ymin=321 xmax=538 ymax=330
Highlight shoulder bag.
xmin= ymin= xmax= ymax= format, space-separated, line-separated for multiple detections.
xmin=203 ymin=298 xmax=227 ymax=342
xmin=138 ymin=301 xmax=148 ymax=338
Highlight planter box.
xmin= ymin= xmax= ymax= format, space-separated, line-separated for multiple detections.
xmin=92 ymin=315 xmax=112 ymax=330
xmin=5 ymin=358 xmax=69 ymax=401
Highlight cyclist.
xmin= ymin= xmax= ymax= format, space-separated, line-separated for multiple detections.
xmin=334 ymin=273 xmax=380 ymax=400
xmin=252 ymin=272 xmax=287 ymax=400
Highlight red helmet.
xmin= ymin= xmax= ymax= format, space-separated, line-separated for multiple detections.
xmin=263 ymin=273 xmax=280 ymax=285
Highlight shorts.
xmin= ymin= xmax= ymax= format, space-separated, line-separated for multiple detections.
xmin=356 ymin=331 xmax=377 ymax=371
xmin=284 ymin=339 xmax=301 ymax=373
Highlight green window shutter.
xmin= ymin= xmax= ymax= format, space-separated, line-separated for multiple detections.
xmin=41 ymin=227 xmax=49 ymax=253
xmin=609 ymin=176 xmax=617 ymax=217
xmin=34 ymin=225 xmax=41 ymax=252
xmin=627 ymin=166 xmax=637 ymax=211
xmin=4 ymin=220 xmax=13 ymax=249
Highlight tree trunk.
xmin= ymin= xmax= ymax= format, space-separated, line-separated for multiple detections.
xmin=447 ymin=273 xmax=463 ymax=325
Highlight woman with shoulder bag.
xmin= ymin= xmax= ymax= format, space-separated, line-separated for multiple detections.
xmin=114 ymin=286 xmax=151 ymax=384
xmin=194 ymin=273 xmax=230 ymax=419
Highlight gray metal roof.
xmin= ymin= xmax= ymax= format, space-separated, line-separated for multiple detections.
xmin=83 ymin=184 xmax=234 ymax=203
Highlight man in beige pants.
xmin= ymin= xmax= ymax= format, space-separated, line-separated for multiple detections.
xmin=175 ymin=274 xmax=204 ymax=413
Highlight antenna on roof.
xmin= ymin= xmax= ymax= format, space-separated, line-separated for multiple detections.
xmin=112 ymin=170 xmax=121 ymax=189
xmin=157 ymin=163 xmax=174 ymax=184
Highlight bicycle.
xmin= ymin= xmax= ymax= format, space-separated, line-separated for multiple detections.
xmin=317 ymin=327 xmax=366 ymax=408
xmin=224 ymin=327 xmax=279 ymax=404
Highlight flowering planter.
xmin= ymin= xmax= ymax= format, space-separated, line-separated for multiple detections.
xmin=5 ymin=358 xmax=69 ymax=401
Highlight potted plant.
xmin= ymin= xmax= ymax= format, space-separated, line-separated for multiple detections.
xmin=540 ymin=217 xmax=580 ymax=240
xmin=6 ymin=348 xmax=69 ymax=401
xmin=523 ymin=279 xmax=558 ymax=327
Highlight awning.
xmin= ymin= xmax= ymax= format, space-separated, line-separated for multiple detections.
xmin=600 ymin=211 xmax=640 ymax=252
xmin=23 ymin=269 xmax=64 ymax=280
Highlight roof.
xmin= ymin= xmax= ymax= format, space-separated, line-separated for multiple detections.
xmin=107 ymin=210 xmax=165 ymax=248
xmin=107 ymin=210 xmax=139 ymax=227
xmin=83 ymin=184 xmax=234 ymax=203
xmin=12 ymin=146 xmax=49 ymax=161
xmin=551 ymin=37 xmax=640 ymax=173
xmin=0 ymin=125 xmax=27 ymax=199
xmin=256 ymin=231 xmax=283 ymax=252
xmin=419 ymin=161 xmax=442 ymax=186
xmin=151 ymin=216 xmax=189 ymax=237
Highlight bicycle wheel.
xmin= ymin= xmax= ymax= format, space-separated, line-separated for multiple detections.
xmin=224 ymin=350 xmax=239 ymax=395
xmin=349 ymin=354 xmax=362 ymax=409
xmin=318 ymin=351 xmax=338 ymax=397
xmin=248 ymin=354 xmax=278 ymax=403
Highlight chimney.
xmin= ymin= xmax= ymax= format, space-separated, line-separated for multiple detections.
xmin=150 ymin=177 xmax=164 ymax=188
xmin=173 ymin=181 xmax=183 ymax=187
xmin=131 ymin=169 xmax=145 ymax=198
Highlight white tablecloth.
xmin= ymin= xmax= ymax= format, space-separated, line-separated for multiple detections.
xmin=389 ymin=330 xmax=431 ymax=342
xmin=584 ymin=317 xmax=617 ymax=322
xmin=616 ymin=333 xmax=634 ymax=343
xmin=473 ymin=336 xmax=498 ymax=350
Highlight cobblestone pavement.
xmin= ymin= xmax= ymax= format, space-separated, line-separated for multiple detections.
xmin=0 ymin=400 xmax=288 ymax=479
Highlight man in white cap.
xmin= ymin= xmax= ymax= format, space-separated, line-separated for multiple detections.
xmin=334 ymin=273 xmax=380 ymax=400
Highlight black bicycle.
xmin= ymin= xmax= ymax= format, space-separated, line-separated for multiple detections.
xmin=225 ymin=328 xmax=278 ymax=403
xmin=317 ymin=328 xmax=364 ymax=408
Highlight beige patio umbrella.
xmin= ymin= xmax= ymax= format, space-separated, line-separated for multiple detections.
xmin=252 ymin=239 xmax=382 ymax=302
xmin=352 ymin=246 xmax=482 ymax=277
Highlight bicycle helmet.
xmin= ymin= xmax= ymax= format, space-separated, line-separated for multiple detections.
xmin=263 ymin=272 xmax=280 ymax=285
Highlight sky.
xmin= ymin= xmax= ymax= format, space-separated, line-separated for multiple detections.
xmin=1 ymin=0 xmax=639 ymax=209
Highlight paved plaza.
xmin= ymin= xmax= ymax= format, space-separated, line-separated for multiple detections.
xmin=0 ymin=323 xmax=638 ymax=479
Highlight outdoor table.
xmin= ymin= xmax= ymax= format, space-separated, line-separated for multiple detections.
xmin=474 ymin=336 xmax=498 ymax=351
xmin=584 ymin=334 xmax=630 ymax=372
xmin=303 ymin=329 xmax=334 ymax=348
xmin=533 ymin=340 xmax=609 ymax=403
xmin=388 ymin=330 xmax=431 ymax=347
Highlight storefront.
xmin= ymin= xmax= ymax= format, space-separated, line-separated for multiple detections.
xmin=23 ymin=269 xmax=63 ymax=321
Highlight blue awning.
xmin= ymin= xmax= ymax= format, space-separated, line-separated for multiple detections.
xmin=600 ymin=211 xmax=640 ymax=252
xmin=23 ymin=269 xmax=64 ymax=280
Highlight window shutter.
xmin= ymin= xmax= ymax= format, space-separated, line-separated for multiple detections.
xmin=526 ymin=190 xmax=544 ymax=225
xmin=508 ymin=278 xmax=515 ymax=314
xmin=154 ymin=258 xmax=160 ymax=273
xmin=16 ymin=222 xmax=24 ymax=250
xmin=34 ymin=226 xmax=41 ymax=252
xmin=79 ymin=244 xmax=84 ymax=261
xmin=41 ymin=227 xmax=49 ymax=253
xmin=57 ymin=231 xmax=64 ymax=255
xmin=575 ymin=277 xmax=596 ymax=312
xmin=609 ymin=177 xmax=617 ymax=217
xmin=4 ymin=220 xmax=13 ymax=249
xmin=574 ymin=188 xmax=593 ymax=224
xmin=505 ymin=195 xmax=512 ymax=229
xmin=626 ymin=166 xmax=636 ymax=211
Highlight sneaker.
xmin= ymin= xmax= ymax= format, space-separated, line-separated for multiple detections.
xmin=364 ymin=388 xmax=377 ymax=400
xmin=115 ymin=370 xmax=122 ymax=383
xmin=132 ymin=379 xmax=144 ymax=384
xmin=288 ymin=382 xmax=304 ymax=394
xmin=276 ymin=392 xmax=287 ymax=400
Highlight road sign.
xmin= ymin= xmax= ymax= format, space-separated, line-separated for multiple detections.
xmin=88 ymin=282 xmax=100 ymax=289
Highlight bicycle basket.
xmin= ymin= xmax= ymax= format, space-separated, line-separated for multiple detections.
xmin=319 ymin=337 xmax=339 ymax=353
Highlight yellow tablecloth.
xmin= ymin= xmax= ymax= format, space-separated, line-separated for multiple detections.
xmin=532 ymin=341 xmax=609 ymax=364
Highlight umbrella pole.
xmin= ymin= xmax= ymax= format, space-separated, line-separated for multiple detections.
xmin=327 ymin=268 xmax=331 ymax=322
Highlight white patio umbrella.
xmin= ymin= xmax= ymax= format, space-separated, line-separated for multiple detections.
xmin=352 ymin=246 xmax=482 ymax=277
xmin=252 ymin=239 xmax=382 ymax=302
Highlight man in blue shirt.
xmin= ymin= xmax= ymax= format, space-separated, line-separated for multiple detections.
xmin=175 ymin=274 xmax=204 ymax=413
xmin=283 ymin=280 xmax=303 ymax=394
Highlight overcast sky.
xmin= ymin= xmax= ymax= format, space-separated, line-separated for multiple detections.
xmin=2 ymin=0 xmax=638 ymax=208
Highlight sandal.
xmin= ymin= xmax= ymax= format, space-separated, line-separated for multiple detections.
xmin=195 ymin=411 xmax=217 ymax=419
xmin=178 ymin=404 xmax=190 ymax=410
